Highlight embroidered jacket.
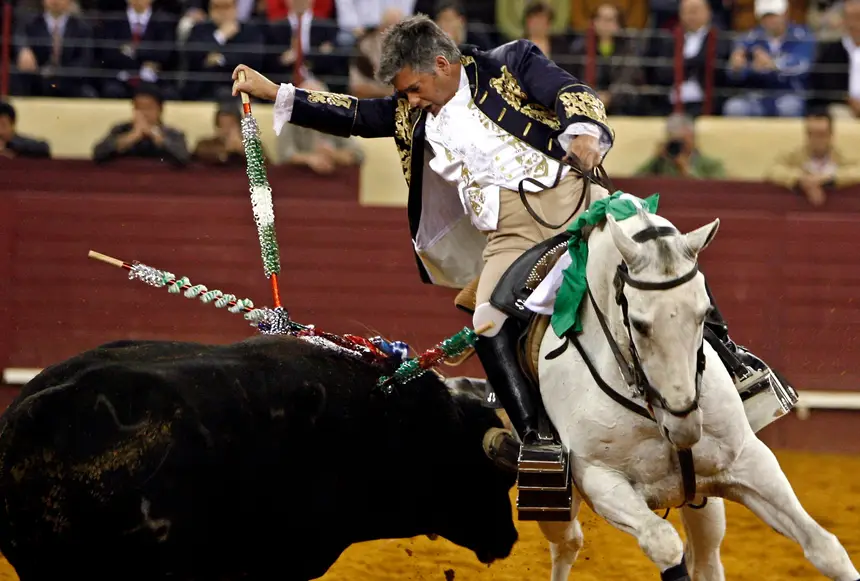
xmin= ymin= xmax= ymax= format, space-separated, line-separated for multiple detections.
xmin=286 ymin=39 xmax=615 ymax=287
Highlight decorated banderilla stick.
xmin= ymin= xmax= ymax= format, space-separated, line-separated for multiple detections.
xmin=237 ymin=69 xmax=283 ymax=309
xmin=377 ymin=322 xmax=495 ymax=392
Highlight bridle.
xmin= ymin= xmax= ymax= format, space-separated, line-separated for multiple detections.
xmin=547 ymin=222 xmax=708 ymax=507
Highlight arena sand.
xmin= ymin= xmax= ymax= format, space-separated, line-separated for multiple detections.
xmin=0 ymin=450 xmax=856 ymax=580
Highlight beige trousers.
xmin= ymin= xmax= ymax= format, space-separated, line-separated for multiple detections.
xmin=474 ymin=173 xmax=608 ymax=309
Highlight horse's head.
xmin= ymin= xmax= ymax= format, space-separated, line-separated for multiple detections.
xmin=605 ymin=211 xmax=720 ymax=449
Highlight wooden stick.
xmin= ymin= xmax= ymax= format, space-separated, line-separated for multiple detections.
xmin=88 ymin=250 xmax=126 ymax=268
xmin=237 ymin=70 xmax=251 ymax=113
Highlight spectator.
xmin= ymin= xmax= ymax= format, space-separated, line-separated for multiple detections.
xmin=730 ymin=0 xmax=809 ymax=31
xmin=334 ymin=0 xmax=414 ymax=40
xmin=267 ymin=0 xmax=334 ymax=21
xmin=264 ymin=0 xmax=344 ymax=91
xmin=570 ymin=2 xmax=644 ymax=115
xmin=635 ymin=112 xmax=726 ymax=178
xmin=645 ymin=0 xmax=733 ymax=117
xmin=12 ymin=0 xmax=98 ymax=97
xmin=92 ymin=83 xmax=190 ymax=166
xmin=348 ymin=7 xmax=403 ymax=98
xmin=192 ymin=101 xmax=258 ymax=165
xmin=495 ymin=0 xmax=568 ymax=42
xmin=276 ymin=78 xmax=364 ymax=173
xmin=723 ymin=0 xmax=816 ymax=117
xmin=183 ymin=0 xmax=265 ymax=101
xmin=573 ymin=0 xmax=648 ymax=31
xmin=98 ymin=0 xmax=178 ymax=99
xmin=765 ymin=110 xmax=860 ymax=206
xmin=432 ymin=0 xmax=493 ymax=50
xmin=806 ymin=0 xmax=845 ymax=40
xmin=0 ymin=102 xmax=52 ymax=159
xmin=809 ymin=0 xmax=860 ymax=118
xmin=519 ymin=2 xmax=571 ymax=63
xmin=649 ymin=0 xmax=730 ymax=30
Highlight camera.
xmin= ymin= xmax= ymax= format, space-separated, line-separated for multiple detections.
xmin=666 ymin=139 xmax=684 ymax=157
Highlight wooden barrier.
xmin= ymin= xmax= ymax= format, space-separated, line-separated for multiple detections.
xmin=1 ymin=158 xmax=859 ymax=452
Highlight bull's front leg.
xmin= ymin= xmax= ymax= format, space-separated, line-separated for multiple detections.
xmin=578 ymin=465 xmax=690 ymax=580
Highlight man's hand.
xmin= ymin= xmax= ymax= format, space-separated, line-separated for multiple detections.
xmin=798 ymin=174 xmax=827 ymax=207
xmin=564 ymin=134 xmax=601 ymax=173
xmin=17 ymin=48 xmax=38 ymax=73
xmin=848 ymin=97 xmax=860 ymax=118
xmin=728 ymin=47 xmax=746 ymax=71
xmin=307 ymin=152 xmax=335 ymax=174
xmin=232 ymin=64 xmax=279 ymax=102
xmin=205 ymin=52 xmax=226 ymax=68
xmin=751 ymin=47 xmax=776 ymax=72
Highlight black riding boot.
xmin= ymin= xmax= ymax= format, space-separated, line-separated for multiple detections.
xmin=474 ymin=317 xmax=547 ymax=447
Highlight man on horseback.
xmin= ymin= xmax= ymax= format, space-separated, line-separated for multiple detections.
xmin=231 ymin=14 xmax=785 ymax=517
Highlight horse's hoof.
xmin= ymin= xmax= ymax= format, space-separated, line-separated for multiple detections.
xmin=482 ymin=427 xmax=520 ymax=473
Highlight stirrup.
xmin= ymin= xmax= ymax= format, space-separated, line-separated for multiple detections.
xmin=734 ymin=361 xmax=799 ymax=433
xmin=516 ymin=436 xmax=572 ymax=522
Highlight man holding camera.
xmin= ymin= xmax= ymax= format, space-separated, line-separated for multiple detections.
xmin=635 ymin=112 xmax=726 ymax=178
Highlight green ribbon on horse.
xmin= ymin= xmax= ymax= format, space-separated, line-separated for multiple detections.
xmin=550 ymin=191 xmax=660 ymax=338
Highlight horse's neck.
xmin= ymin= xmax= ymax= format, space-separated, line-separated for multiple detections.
xmin=582 ymin=227 xmax=633 ymax=373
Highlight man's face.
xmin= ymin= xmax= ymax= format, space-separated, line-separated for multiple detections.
xmin=216 ymin=112 xmax=240 ymax=138
xmin=0 ymin=115 xmax=13 ymax=143
xmin=845 ymin=1 xmax=860 ymax=43
xmin=133 ymin=94 xmax=161 ymax=126
xmin=128 ymin=0 xmax=152 ymax=13
xmin=524 ymin=11 xmax=551 ymax=37
xmin=679 ymin=0 xmax=710 ymax=32
xmin=435 ymin=8 xmax=465 ymax=44
xmin=43 ymin=0 xmax=71 ymax=16
xmin=209 ymin=0 xmax=236 ymax=26
xmin=759 ymin=12 xmax=786 ymax=36
xmin=593 ymin=4 xmax=620 ymax=38
xmin=806 ymin=116 xmax=832 ymax=157
xmin=392 ymin=57 xmax=459 ymax=116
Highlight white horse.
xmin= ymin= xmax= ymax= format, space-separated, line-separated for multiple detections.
xmin=534 ymin=209 xmax=860 ymax=581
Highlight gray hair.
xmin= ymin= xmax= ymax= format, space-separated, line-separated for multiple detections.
xmin=376 ymin=14 xmax=461 ymax=85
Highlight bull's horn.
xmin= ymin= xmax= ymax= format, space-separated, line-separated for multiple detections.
xmin=482 ymin=427 xmax=519 ymax=473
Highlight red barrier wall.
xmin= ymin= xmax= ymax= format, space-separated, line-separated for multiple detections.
xmin=1 ymin=159 xmax=859 ymax=453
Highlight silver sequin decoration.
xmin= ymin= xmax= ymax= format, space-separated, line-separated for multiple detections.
xmin=129 ymin=263 xmax=170 ymax=288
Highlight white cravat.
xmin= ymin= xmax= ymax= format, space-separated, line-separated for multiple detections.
xmin=843 ymin=36 xmax=860 ymax=100
xmin=127 ymin=6 xmax=151 ymax=35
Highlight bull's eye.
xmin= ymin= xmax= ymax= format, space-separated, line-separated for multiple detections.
xmin=631 ymin=319 xmax=651 ymax=337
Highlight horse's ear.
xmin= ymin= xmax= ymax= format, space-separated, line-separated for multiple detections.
xmin=606 ymin=214 xmax=642 ymax=266
xmin=683 ymin=218 xmax=720 ymax=257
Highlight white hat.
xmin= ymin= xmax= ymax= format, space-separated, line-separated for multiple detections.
xmin=755 ymin=0 xmax=787 ymax=18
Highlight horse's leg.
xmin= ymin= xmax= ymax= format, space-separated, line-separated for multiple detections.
xmin=680 ymin=497 xmax=726 ymax=581
xmin=538 ymin=493 xmax=584 ymax=581
xmin=724 ymin=438 xmax=859 ymax=581
xmin=580 ymin=468 xmax=689 ymax=580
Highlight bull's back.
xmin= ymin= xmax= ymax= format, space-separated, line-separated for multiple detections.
xmin=0 ymin=348 xmax=249 ymax=578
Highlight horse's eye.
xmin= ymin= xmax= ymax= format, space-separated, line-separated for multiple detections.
xmin=631 ymin=319 xmax=651 ymax=336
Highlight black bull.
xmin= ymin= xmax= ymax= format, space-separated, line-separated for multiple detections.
xmin=0 ymin=335 xmax=518 ymax=580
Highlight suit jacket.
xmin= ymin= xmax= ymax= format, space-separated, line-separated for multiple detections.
xmin=645 ymin=27 xmax=733 ymax=114
xmin=184 ymin=21 xmax=265 ymax=99
xmin=4 ymin=134 xmax=51 ymax=158
xmin=287 ymin=40 xmax=614 ymax=287
xmin=809 ymin=39 xmax=851 ymax=109
xmin=16 ymin=13 xmax=93 ymax=70
xmin=97 ymin=11 xmax=176 ymax=74
xmin=765 ymin=146 xmax=860 ymax=189
xmin=92 ymin=121 xmax=190 ymax=166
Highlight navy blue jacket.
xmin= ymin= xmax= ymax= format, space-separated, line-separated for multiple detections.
xmin=288 ymin=39 xmax=614 ymax=283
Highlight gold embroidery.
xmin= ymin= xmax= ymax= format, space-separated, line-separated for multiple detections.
xmin=461 ymin=166 xmax=484 ymax=216
xmin=393 ymin=98 xmax=414 ymax=186
xmin=523 ymin=122 xmax=532 ymax=136
xmin=497 ymin=108 xmax=506 ymax=122
xmin=489 ymin=66 xmax=560 ymax=130
xmin=558 ymin=90 xmax=608 ymax=125
xmin=306 ymin=90 xmax=354 ymax=109
xmin=460 ymin=55 xmax=475 ymax=66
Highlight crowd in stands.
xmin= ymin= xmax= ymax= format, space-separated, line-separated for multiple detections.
xmin=2 ymin=0 xmax=860 ymax=206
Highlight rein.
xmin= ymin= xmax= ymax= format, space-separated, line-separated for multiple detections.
xmin=546 ymin=223 xmax=707 ymax=510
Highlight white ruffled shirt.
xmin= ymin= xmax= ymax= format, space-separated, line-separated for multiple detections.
xmin=272 ymin=66 xmax=611 ymax=233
